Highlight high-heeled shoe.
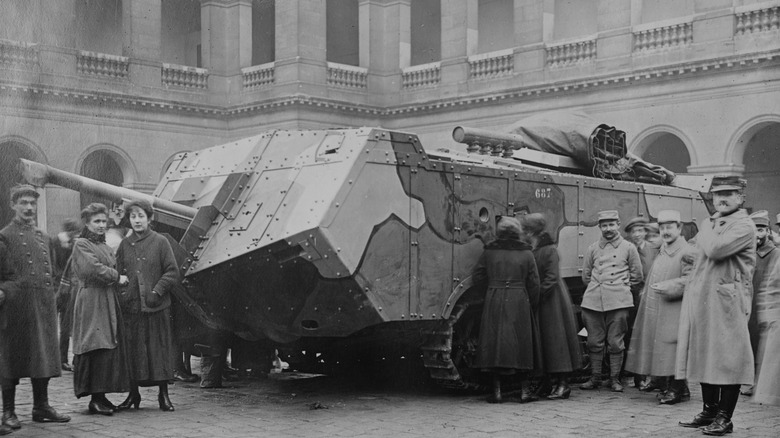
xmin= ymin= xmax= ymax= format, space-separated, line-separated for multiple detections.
xmin=88 ymin=400 xmax=113 ymax=416
xmin=548 ymin=382 xmax=572 ymax=400
xmin=158 ymin=389 xmax=175 ymax=412
xmin=116 ymin=392 xmax=141 ymax=411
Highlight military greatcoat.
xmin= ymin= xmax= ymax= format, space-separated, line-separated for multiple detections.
xmin=751 ymin=239 xmax=780 ymax=406
xmin=0 ymin=219 xmax=61 ymax=379
xmin=675 ymin=209 xmax=756 ymax=385
xmin=625 ymin=236 xmax=694 ymax=376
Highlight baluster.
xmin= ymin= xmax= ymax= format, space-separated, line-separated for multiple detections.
xmin=761 ymin=8 xmax=770 ymax=32
xmin=771 ymin=7 xmax=779 ymax=30
xmin=752 ymin=10 xmax=761 ymax=33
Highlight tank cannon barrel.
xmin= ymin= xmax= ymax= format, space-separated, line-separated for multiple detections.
xmin=19 ymin=158 xmax=197 ymax=227
xmin=452 ymin=126 xmax=527 ymax=156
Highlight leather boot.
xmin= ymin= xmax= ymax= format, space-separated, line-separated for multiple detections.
xmin=200 ymin=355 xmax=223 ymax=389
xmin=659 ymin=379 xmax=690 ymax=405
xmin=608 ymin=353 xmax=624 ymax=392
xmin=31 ymin=378 xmax=70 ymax=423
xmin=519 ymin=380 xmax=538 ymax=403
xmin=580 ymin=352 xmax=602 ymax=390
xmin=1 ymin=387 xmax=20 ymax=430
xmin=701 ymin=385 xmax=739 ymax=435
xmin=158 ymin=383 xmax=174 ymax=411
xmin=679 ymin=383 xmax=719 ymax=428
xmin=486 ymin=374 xmax=502 ymax=403
xmin=117 ymin=384 xmax=141 ymax=411
xmin=548 ymin=377 xmax=571 ymax=400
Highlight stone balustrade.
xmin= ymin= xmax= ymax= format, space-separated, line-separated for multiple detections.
xmin=736 ymin=3 xmax=780 ymax=35
xmin=402 ymin=62 xmax=441 ymax=89
xmin=0 ymin=39 xmax=39 ymax=70
xmin=633 ymin=19 xmax=693 ymax=52
xmin=545 ymin=38 xmax=596 ymax=67
xmin=468 ymin=49 xmax=514 ymax=80
xmin=242 ymin=62 xmax=275 ymax=89
xmin=77 ymin=51 xmax=129 ymax=78
xmin=162 ymin=63 xmax=208 ymax=89
xmin=327 ymin=62 xmax=368 ymax=88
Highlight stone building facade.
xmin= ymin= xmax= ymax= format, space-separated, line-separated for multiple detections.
xmin=0 ymin=0 xmax=778 ymax=232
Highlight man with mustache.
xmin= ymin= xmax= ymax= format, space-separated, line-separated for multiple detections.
xmin=625 ymin=210 xmax=695 ymax=405
xmin=0 ymin=185 xmax=71 ymax=434
xmin=580 ymin=210 xmax=643 ymax=392
xmin=745 ymin=210 xmax=780 ymax=407
xmin=677 ymin=176 xmax=756 ymax=436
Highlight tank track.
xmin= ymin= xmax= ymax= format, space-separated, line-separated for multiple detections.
xmin=420 ymin=303 xmax=485 ymax=391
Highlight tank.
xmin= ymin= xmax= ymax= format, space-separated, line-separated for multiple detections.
xmin=20 ymin=126 xmax=711 ymax=388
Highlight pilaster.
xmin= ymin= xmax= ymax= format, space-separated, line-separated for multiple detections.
xmin=122 ymin=0 xmax=162 ymax=89
xmin=441 ymin=0 xmax=477 ymax=87
xmin=514 ymin=0 xmax=545 ymax=75
xmin=274 ymin=0 xmax=327 ymax=93
xmin=597 ymin=0 xmax=632 ymax=61
xmin=201 ymin=0 xmax=253 ymax=75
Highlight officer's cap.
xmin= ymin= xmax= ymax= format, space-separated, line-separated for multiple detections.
xmin=10 ymin=184 xmax=39 ymax=203
xmin=657 ymin=210 xmax=681 ymax=224
xmin=709 ymin=175 xmax=746 ymax=193
xmin=597 ymin=210 xmax=619 ymax=223
xmin=750 ymin=210 xmax=770 ymax=228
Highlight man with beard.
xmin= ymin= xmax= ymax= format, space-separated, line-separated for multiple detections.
xmin=625 ymin=210 xmax=695 ymax=404
xmin=580 ymin=210 xmax=643 ymax=392
xmin=677 ymin=176 xmax=756 ymax=436
xmin=0 ymin=185 xmax=70 ymax=433
xmin=746 ymin=210 xmax=780 ymax=406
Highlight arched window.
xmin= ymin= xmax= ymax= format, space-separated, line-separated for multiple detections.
xmin=742 ymin=123 xmax=780 ymax=216
xmin=640 ymin=133 xmax=691 ymax=174
xmin=79 ymin=149 xmax=125 ymax=209
xmin=0 ymin=141 xmax=39 ymax=226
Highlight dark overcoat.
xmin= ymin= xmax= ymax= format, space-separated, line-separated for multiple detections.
xmin=532 ymin=234 xmax=582 ymax=373
xmin=472 ymin=239 xmax=542 ymax=372
xmin=676 ymin=209 xmax=756 ymax=385
xmin=0 ymin=219 xmax=61 ymax=379
xmin=71 ymin=237 xmax=122 ymax=354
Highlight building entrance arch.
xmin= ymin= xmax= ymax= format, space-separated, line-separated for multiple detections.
xmin=630 ymin=126 xmax=694 ymax=173
xmin=77 ymin=147 xmax=133 ymax=210
xmin=731 ymin=118 xmax=780 ymax=216
xmin=0 ymin=138 xmax=46 ymax=227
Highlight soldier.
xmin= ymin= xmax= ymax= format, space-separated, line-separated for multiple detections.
xmin=624 ymin=216 xmax=660 ymax=390
xmin=625 ymin=210 xmax=695 ymax=404
xmin=0 ymin=185 xmax=71 ymax=433
xmin=677 ymin=176 xmax=755 ymax=436
xmin=580 ymin=210 xmax=643 ymax=392
xmin=747 ymin=211 xmax=780 ymax=406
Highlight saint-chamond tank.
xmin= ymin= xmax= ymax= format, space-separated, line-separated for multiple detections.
xmin=21 ymin=113 xmax=712 ymax=389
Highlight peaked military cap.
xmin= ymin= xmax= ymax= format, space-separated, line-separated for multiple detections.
xmin=776 ymin=213 xmax=780 ymax=226
xmin=750 ymin=210 xmax=770 ymax=227
xmin=657 ymin=210 xmax=681 ymax=224
xmin=597 ymin=210 xmax=619 ymax=222
xmin=10 ymin=184 xmax=39 ymax=202
xmin=709 ymin=175 xmax=746 ymax=192
xmin=624 ymin=216 xmax=649 ymax=232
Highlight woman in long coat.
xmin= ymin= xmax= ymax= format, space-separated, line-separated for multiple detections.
xmin=71 ymin=203 xmax=131 ymax=415
xmin=116 ymin=200 xmax=178 ymax=412
xmin=523 ymin=213 xmax=581 ymax=400
xmin=472 ymin=216 xmax=541 ymax=403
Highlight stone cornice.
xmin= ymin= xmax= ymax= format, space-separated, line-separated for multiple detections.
xmin=1 ymin=49 xmax=778 ymax=121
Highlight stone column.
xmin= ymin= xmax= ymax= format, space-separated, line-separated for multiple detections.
xmin=201 ymin=0 xmax=253 ymax=75
xmin=357 ymin=0 xmax=408 ymax=103
xmin=122 ymin=0 xmax=162 ymax=60
xmin=513 ymin=0 xmax=545 ymax=77
xmin=274 ymin=0 xmax=327 ymax=95
xmin=440 ymin=0 xmax=477 ymax=92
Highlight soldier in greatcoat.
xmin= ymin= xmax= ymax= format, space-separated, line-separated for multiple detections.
xmin=747 ymin=211 xmax=780 ymax=406
xmin=677 ymin=176 xmax=756 ymax=436
xmin=625 ymin=210 xmax=695 ymax=404
xmin=0 ymin=185 xmax=70 ymax=433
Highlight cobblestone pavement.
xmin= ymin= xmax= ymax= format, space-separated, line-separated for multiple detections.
xmin=7 ymin=364 xmax=780 ymax=438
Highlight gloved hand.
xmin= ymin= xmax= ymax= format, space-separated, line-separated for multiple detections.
xmin=146 ymin=290 xmax=162 ymax=308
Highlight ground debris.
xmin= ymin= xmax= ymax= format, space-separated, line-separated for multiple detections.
xmin=308 ymin=401 xmax=329 ymax=410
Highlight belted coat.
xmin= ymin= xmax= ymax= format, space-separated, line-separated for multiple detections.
xmin=751 ymin=239 xmax=780 ymax=406
xmin=0 ymin=219 xmax=60 ymax=378
xmin=675 ymin=209 xmax=756 ymax=385
xmin=472 ymin=238 xmax=542 ymax=372
xmin=625 ymin=236 xmax=695 ymax=376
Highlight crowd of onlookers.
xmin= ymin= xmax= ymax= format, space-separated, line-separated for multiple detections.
xmin=0 ymin=174 xmax=778 ymax=436
xmin=471 ymin=175 xmax=779 ymax=437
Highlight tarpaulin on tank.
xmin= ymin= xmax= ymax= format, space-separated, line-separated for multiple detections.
xmin=506 ymin=111 xmax=674 ymax=184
